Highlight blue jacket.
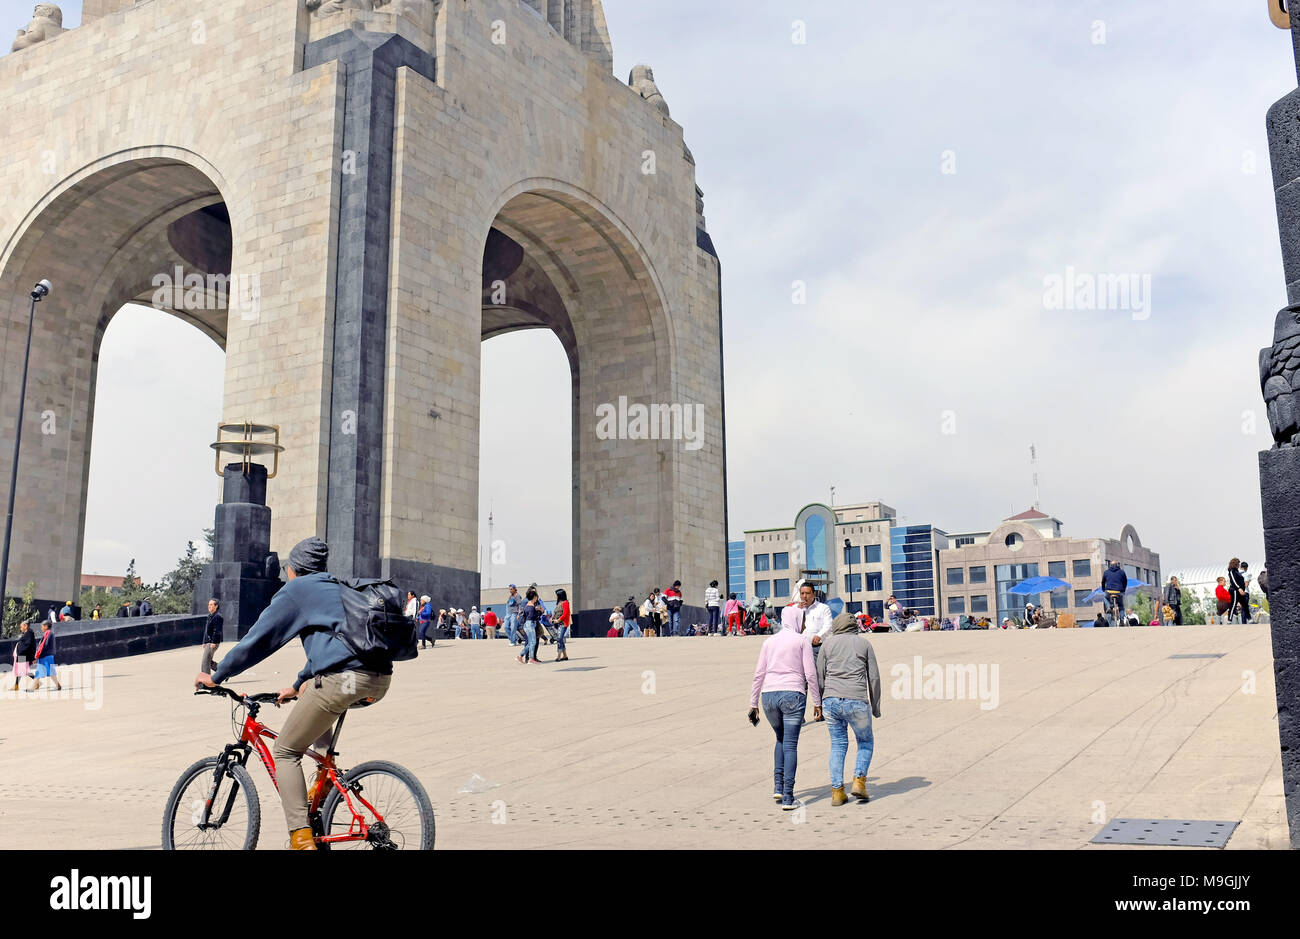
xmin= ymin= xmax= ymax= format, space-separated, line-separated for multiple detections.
xmin=211 ymin=572 xmax=376 ymax=691
xmin=1101 ymin=565 xmax=1127 ymax=593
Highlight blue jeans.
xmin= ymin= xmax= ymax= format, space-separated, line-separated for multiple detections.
xmin=417 ymin=620 xmax=431 ymax=642
xmin=556 ymin=625 xmax=569 ymax=654
xmin=668 ymin=610 xmax=681 ymax=636
xmin=624 ymin=617 xmax=642 ymax=637
xmin=708 ymin=606 xmax=720 ymax=633
xmin=761 ymin=690 xmax=807 ymax=805
xmin=505 ymin=613 xmax=518 ymax=644
xmin=520 ymin=621 xmax=537 ymax=661
xmin=824 ymin=697 xmax=874 ymax=788
xmin=472 ymin=624 xmax=483 ymax=639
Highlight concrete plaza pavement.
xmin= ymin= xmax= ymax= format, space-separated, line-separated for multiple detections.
xmin=0 ymin=624 xmax=1286 ymax=849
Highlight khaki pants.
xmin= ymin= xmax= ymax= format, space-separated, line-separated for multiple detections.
xmin=272 ymin=669 xmax=391 ymax=835
xmin=199 ymin=643 xmax=220 ymax=674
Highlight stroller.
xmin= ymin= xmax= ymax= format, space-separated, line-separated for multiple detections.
xmin=743 ymin=598 xmax=768 ymax=634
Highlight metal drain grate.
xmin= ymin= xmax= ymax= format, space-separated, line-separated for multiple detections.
xmin=1092 ymin=818 xmax=1238 ymax=847
xmin=1168 ymin=653 xmax=1225 ymax=660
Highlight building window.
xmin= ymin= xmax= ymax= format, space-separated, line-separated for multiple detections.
xmin=1005 ymin=533 xmax=1024 ymax=551
xmin=866 ymin=572 xmax=883 ymax=592
xmin=956 ymin=536 xmax=975 ymax=547
xmin=843 ymin=545 xmax=861 ymax=565
xmin=1075 ymin=590 xmax=1093 ymax=608
xmin=867 ymin=600 xmax=884 ymax=620
xmin=969 ymin=565 xmax=987 ymax=584
xmin=773 ymin=579 xmax=790 ymax=598
xmin=948 ymin=596 xmax=966 ymax=614
xmin=754 ymin=580 xmax=771 ymax=598
xmin=1050 ymin=588 xmax=1069 ymax=610
xmin=772 ymin=552 xmax=789 ymax=570
xmin=946 ymin=567 xmax=964 ymax=586
xmin=754 ymin=554 xmax=770 ymax=572
xmin=804 ymin=513 xmax=828 ymax=573
xmin=1073 ymin=559 xmax=1091 ymax=578
xmin=1048 ymin=560 xmax=1067 ymax=579
xmin=971 ymin=595 xmax=989 ymax=613
xmin=865 ymin=544 xmax=881 ymax=564
xmin=1124 ymin=564 xmax=1139 ymax=581
xmin=844 ymin=573 xmax=863 ymax=593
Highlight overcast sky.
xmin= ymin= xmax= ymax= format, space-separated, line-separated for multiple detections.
xmin=16 ymin=0 xmax=1291 ymax=585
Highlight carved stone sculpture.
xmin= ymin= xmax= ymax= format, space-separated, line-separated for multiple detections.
xmin=11 ymin=4 xmax=64 ymax=53
xmin=629 ymin=64 xmax=670 ymax=117
xmin=1261 ymin=303 xmax=1300 ymax=447
xmin=306 ymin=0 xmax=373 ymax=17
xmin=374 ymin=0 xmax=440 ymax=32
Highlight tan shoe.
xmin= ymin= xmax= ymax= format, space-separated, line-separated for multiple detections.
xmin=831 ymin=786 xmax=848 ymax=807
xmin=851 ymin=776 xmax=869 ymax=802
xmin=289 ymin=827 xmax=318 ymax=851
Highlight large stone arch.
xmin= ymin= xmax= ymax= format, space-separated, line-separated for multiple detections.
xmin=478 ymin=183 xmax=679 ymax=622
xmin=0 ymin=150 xmax=236 ymax=601
xmin=0 ymin=0 xmax=727 ymax=633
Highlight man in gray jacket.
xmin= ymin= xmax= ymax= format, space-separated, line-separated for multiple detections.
xmin=816 ymin=611 xmax=882 ymax=806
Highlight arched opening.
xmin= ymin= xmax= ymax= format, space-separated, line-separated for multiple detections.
xmin=81 ymin=306 xmax=224 ymax=594
xmin=477 ymin=186 xmax=675 ymax=630
xmin=0 ymin=156 xmax=234 ymax=605
xmin=478 ymin=329 xmax=572 ymax=590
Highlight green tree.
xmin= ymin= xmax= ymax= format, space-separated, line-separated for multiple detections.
xmin=2 ymin=581 xmax=39 ymax=638
xmin=1180 ymin=587 xmax=1207 ymax=625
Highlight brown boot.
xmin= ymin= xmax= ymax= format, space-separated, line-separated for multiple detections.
xmin=831 ymin=786 xmax=848 ymax=807
xmin=289 ymin=827 xmax=318 ymax=851
xmin=851 ymin=776 xmax=869 ymax=802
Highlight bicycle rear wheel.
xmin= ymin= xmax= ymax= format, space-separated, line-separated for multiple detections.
xmin=319 ymin=760 xmax=434 ymax=850
xmin=162 ymin=756 xmax=261 ymax=850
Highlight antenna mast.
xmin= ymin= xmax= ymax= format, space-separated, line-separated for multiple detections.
xmin=1030 ymin=444 xmax=1040 ymax=510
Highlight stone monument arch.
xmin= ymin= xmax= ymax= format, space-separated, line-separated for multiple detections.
xmin=0 ymin=0 xmax=726 ymax=632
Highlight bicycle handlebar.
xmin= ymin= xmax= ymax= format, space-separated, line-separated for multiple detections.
xmin=194 ymin=686 xmax=283 ymax=706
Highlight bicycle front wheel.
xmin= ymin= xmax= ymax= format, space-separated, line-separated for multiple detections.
xmin=319 ymin=760 xmax=434 ymax=850
xmin=162 ymin=756 xmax=261 ymax=850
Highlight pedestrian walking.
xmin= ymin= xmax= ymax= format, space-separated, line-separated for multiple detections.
xmin=417 ymin=595 xmax=434 ymax=648
xmin=30 ymin=621 xmax=61 ymax=691
xmin=553 ymin=588 xmax=571 ymax=661
xmin=622 ymin=596 xmax=642 ymax=637
xmin=199 ymin=598 xmax=223 ymax=674
xmin=517 ymin=590 xmax=542 ymax=664
xmin=404 ymin=590 xmax=418 ymax=622
xmin=10 ymin=621 xmax=36 ymax=691
xmin=723 ymin=593 xmax=742 ymax=635
xmin=469 ymin=606 xmax=483 ymax=640
xmin=749 ymin=605 xmax=822 ymax=811
xmin=483 ymin=606 xmax=499 ymax=640
xmin=664 ymin=580 xmax=684 ymax=636
xmin=505 ymin=584 xmax=524 ymax=645
xmin=817 ymin=612 xmax=881 ymax=806
xmin=1164 ymin=576 xmax=1182 ymax=626
xmin=1228 ymin=558 xmax=1249 ymax=624
xmin=1215 ymin=576 xmax=1233 ymax=623
xmin=705 ymin=580 xmax=722 ymax=635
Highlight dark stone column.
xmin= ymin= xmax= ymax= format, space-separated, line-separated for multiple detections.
xmin=302 ymin=29 xmax=435 ymax=580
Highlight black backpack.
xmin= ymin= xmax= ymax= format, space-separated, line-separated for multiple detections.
xmin=335 ymin=578 xmax=418 ymax=667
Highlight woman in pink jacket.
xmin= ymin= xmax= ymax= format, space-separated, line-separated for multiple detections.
xmin=748 ymin=605 xmax=822 ymax=810
xmin=724 ymin=593 xmax=743 ymax=635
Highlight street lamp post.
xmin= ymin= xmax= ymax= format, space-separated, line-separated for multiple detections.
xmin=844 ymin=537 xmax=855 ymax=613
xmin=0 ymin=279 xmax=51 ymax=619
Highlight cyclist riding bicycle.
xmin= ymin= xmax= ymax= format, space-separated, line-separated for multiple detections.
xmin=1100 ymin=560 xmax=1128 ymax=626
xmin=194 ymin=536 xmax=392 ymax=851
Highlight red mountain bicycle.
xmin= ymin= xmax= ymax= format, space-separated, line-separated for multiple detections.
xmin=162 ymin=686 xmax=434 ymax=850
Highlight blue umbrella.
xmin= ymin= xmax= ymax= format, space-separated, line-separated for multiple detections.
xmin=828 ymin=597 xmax=845 ymax=616
xmin=1008 ymin=575 xmax=1072 ymax=595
